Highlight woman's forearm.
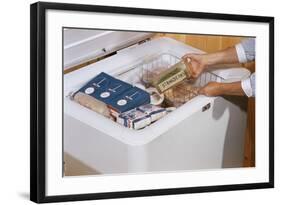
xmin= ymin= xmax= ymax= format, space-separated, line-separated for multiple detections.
xmin=220 ymin=82 xmax=245 ymax=96
xmin=199 ymin=81 xmax=245 ymax=97
xmin=204 ymin=47 xmax=240 ymax=66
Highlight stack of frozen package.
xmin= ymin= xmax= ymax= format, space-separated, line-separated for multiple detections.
xmin=73 ymin=72 xmax=150 ymax=118
xmin=117 ymin=104 xmax=167 ymax=130
xmin=108 ymin=86 xmax=151 ymax=117
xmin=116 ymin=109 xmax=151 ymax=130
xmin=137 ymin=104 xmax=167 ymax=122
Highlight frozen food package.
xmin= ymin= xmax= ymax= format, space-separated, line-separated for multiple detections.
xmin=142 ymin=67 xmax=167 ymax=86
xmin=137 ymin=104 xmax=167 ymax=122
xmin=145 ymin=87 xmax=164 ymax=106
xmin=75 ymin=72 xmax=133 ymax=105
xmin=166 ymin=107 xmax=176 ymax=113
xmin=73 ymin=92 xmax=111 ymax=118
xmin=74 ymin=72 xmax=150 ymax=117
xmin=117 ymin=109 xmax=151 ymax=130
xmin=109 ymin=86 xmax=150 ymax=114
xmin=164 ymin=80 xmax=200 ymax=107
xmin=153 ymin=61 xmax=192 ymax=93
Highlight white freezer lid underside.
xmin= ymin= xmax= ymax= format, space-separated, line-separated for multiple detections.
xmin=64 ymin=37 xmax=204 ymax=93
xmin=64 ymin=37 xmax=249 ymax=94
xmin=64 ymin=29 xmax=153 ymax=70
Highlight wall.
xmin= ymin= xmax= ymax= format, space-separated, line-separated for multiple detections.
xmin=157 ymin=33 xmax=255 ymax=71
xmin=0 ymin=0 xmax=279 ymax=205
xmin=157 ymin=33 xmax=243 ymax=53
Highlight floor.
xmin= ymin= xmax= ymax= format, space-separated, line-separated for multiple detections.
xmin=64 ymin=152 xmax=100 ymax=176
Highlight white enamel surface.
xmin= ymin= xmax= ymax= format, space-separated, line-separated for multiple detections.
xmin=64 ymin=29 xmax=153 ymax=69
xmin=211 ymin=67 xmax=251 ymax=82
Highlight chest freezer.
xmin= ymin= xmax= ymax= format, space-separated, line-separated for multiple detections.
xmin=64 ymin=31 xmax=250 ymax=175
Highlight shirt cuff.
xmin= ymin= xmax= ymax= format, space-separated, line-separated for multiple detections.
xmin=241 ymin=77 xmax=253 ymax=97
xmin=235 ymin=43 xmax=248 ymax=63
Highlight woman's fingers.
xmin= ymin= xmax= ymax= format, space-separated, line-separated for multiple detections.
xmin=198 ymin=82 xmax=223 ymax=97
xmin=190 ymin=63 xmax=204 ymax=79
xmin=182 ymin=55 xmax=195 ymax=78
xmin=182 ymin=53 xmax=206 ymax=79
xmin=182 ymin=53 xmax=198 ymax=60
xmin=198 ymin=86 xmax=206 ymax=95
xmin=189 ymin=64 xmax=198 ymax=78
xmin=183 ymin=55 xmax=198 ymax=78
xmin=181 ymin=53 xmax=190 ymax=60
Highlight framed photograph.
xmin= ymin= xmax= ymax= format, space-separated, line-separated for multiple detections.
xmin=30 ymin=2 xmax=274 ymax=203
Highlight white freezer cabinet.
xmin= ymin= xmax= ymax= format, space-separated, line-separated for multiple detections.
xmin=64 ymin=33 xmax=250 ymax=174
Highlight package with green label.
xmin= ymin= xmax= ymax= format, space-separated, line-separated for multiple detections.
xmin=152 ymin=61 xmax=191 ymax=93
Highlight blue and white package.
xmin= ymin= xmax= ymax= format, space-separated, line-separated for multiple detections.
xmin=137 ymin=104 xmax=167 ymax=122
xmin=109 ymin=86 xmax=150 ymax=114
xmin=75 ymin=72 xmax=133 ymax=105
xmin=117 ymin=109 xmax=151 ymax=130
xmin=75 ymin=72 xmax=151 ymax=116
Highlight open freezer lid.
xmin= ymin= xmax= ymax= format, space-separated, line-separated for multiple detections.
xmin=63 ymin=28 xmax=154 ymax=70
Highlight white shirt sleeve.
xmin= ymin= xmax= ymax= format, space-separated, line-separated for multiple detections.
xmin=241 ymin=73 xmax=255 ymax=97
xmin=236 ymin=39 xmax=256 ymax=97
xmin=235 ymin=43 xmax=248 ymax=63
xmin=235 ymin=38 xmax=255 ymax=63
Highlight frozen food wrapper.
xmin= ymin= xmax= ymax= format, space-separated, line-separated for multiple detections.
xmin=110 ymin=86 xmax=150 ymax=114
xmin=142 ymin=67 xmax=166 ymax=86
xmin=164 ymin=80 xmax=199 ymax=107
xmin=73 ymin=92 xmax=111 ymax=118
xmin=75 ymin=72 xmax=133 ymax=105
xmin=137 ymin=104 xmax=167 ymax=122
xmin=75 ymin=72 xmax=150 ymax=115
xmin=166 ymin=107 xmax=176 ymax=113
xmin=146 ymin=87 xmax=164 ymax=106
xmin=117 ymin=109 xmax=151 ymax=130
xmin=153 ymin=61 xmax=191 ymax=93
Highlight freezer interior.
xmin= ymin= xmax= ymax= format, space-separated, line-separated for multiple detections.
xmin=66 ymin=52 xmax=228 ymax=132
xmin=65 ymin=38 xmax=249 ymax=145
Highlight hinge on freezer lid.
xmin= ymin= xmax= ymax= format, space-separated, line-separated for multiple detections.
xmin=116 ymin=38 xmax=151 ymax=54
xmin=138 ymin=38 xmax=151 ymax=45
xmin=202 ymin=103 xmax=211 ymax=112
xmin=66 ymin=91 xmax=75 ymax=100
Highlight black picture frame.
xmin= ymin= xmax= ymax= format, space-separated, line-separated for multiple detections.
xmin=30 ymin=1 xmax=274 ymax=203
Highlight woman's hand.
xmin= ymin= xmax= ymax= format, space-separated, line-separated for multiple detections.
xmin=199 ymin=82 xmax=224 ymax=97
xmin=182 ymin=53 xmax=208 ymax=79
xmin=182 ymin=47 xmax=240 ymax=79
xmin=199 ymin=81 xmax=245 ymax=97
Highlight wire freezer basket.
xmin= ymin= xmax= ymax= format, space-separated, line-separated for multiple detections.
xmin=140 ymin=53 xmax=182 ymax=86
xmin=117 ymin=52 xmax=225 ymax=108
xmin=130 ymin=53 xmax=223 ymax=107
xmin=164 ymin=71 xmax=224 ymax=107
xmin=116 ymin=53 xmax=183 ymax=88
